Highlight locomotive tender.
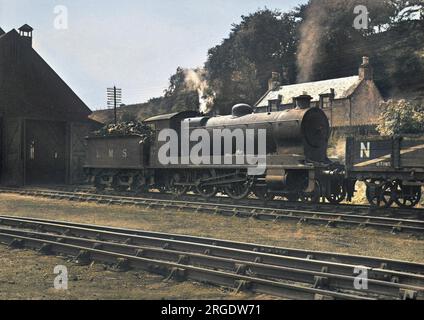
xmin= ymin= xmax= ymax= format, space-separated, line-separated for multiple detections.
xmin=85 ymin=95 xmax=343 ymax=202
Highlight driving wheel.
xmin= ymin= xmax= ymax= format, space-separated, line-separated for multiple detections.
xmin=196 ymin=171 xmax=218 ymax=199
xmin=225 ymin=179 xmax=252 ymax=200
xmin=169 ymin=173 xmax=189 ymax=196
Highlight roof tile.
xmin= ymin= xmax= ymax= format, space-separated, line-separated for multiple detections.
xmin=256 ymin=76 xmax=362 ymax=107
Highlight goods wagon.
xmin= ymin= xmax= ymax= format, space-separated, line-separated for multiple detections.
xmin=346 ymin=136 xmax=424 ymax=207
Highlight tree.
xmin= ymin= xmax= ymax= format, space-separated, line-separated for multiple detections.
xmin=164 ymin=67 xmax=200 ymax=113
xmin=388 ymin=0 xmax=423 ymax=24
xmin=118 ymin=3 xmax=423 ymax=119
xmin=295 ymin=0 xmax=401 ymax=82
xmin=205 ymin=9 xmax=299 ymax=114
xmin=377 ymin=99 xmax=424 ymax=135
xmin=295 ymin=0 xmax=424 ymax=96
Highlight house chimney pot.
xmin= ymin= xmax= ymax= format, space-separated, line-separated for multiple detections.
xmin=268 ymin=72 xmax=281 ymax=91
xmin=359 ymin=56 xmax=373 ymax=80
xmin=362 ymin=56 xmax=369 ymax=65
xmin=294 ymin=94 xmax=313 ymax=109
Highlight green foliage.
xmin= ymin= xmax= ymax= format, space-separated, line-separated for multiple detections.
xmin=296 ymin=0 xmax=423 ymax=84
xmin=164 ymin=67 xmax=200 ymax=113
xmin=96 ymin=2 xmax=423 ymax=121
xmin=205 ymin=9 xmax=299 ymax=114
xmin=203 ymin=3 xmax=423 ymax=114
xmin=377 ymin=99 xmax=424 ymax=135
xmin=123 ymin=67 xmax=200 ymax=120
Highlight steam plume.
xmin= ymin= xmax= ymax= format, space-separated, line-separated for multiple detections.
xmin=184 ymin=69 xmax=216 ymax=114
xmin=297 ymin=0 xmax=371 ymax=82
xmin=297 ymin=0 xmax=338 ymax=83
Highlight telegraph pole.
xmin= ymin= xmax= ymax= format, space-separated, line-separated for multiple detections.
xmin=107 ymin=86 xmax=122 ymax=125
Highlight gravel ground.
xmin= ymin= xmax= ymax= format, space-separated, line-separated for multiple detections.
xmin=0 ymin=193 xmax=422 ymax=300
xmin=0 ymin=246 xmax=261 ymax=300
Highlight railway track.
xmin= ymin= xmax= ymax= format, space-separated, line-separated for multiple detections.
xmin=43 ymin=184 xmax=424 ymax=219
xmin=0 ymin=215 xmax=423 ymax=300
xmin=1 ymin=187 xmax=424 ymax=235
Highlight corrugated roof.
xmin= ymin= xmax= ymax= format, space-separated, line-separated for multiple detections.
xmin=256 ymin=76 xmax=362 ymax=108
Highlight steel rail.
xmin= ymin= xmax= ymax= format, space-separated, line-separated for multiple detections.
xmin=1 ymin=226 xmax=422 ymax=299
xmin=24 ymin=185 xmax=424 ymax=218
xmin=0 ymin=231 xmax=375 ymax=300
xmin=1 ymin=188 xmax=423 ymax=234
xmin=2 ymin=215 xmax=423 ymax=275
xmin=0 ymin=186 xmax=418 ymax=222
xmin=0 ymin=186 xmax=411 ymax=219
xmin=0 ymin=215 xmax=423 ymax=288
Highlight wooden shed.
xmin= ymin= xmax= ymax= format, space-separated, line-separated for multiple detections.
xmin=0 ymin=25 xmax=99 ymax=186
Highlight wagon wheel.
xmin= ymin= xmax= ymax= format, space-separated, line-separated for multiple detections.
xmin=225 ymin=179 xmax=252 ymax=200
xmin=326 ymin=183 xmax=346 ymax=204
xmin=169 ymin=173 xmax=189 ymax=197
xmin=253 ymin=186 xmax=275 ymax=201
xmin=366 ymin=181 xmax=395 ymax=208
xmin=196 ymin=171 xmax=218 ymax=199
xmin=394 ymin=185 xmax=422 ymax=208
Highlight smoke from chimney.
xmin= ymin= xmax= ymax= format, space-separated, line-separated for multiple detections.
xmin=296 ymin=0 xmax=334 ymax=83
xmin=296 ymin=0 xmax=380 ymax=83
xmin=183 ymin=69 xmax=216 ymax=114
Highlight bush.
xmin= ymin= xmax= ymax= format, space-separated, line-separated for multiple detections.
xmin=377 ymin=99 xmax=424 ymax=136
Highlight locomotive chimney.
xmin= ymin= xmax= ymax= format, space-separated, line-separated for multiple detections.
xmin=359 ymin=56 xmax=373 ymax=80
xmin=294 ymin=93 xmax=313 ymax=109
xmin=268 ymin=72 xmax=281 ymax=91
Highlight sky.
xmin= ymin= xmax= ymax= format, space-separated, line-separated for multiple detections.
xmin=0 ymin=0 xmax=305 ymax=110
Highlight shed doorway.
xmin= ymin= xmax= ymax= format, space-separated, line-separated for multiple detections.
xmin=25 ymin=120 xmax=66 ymax=185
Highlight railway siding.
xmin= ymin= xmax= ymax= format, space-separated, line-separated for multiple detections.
xmin=0 ymin=216 xmax=423 ymax=300
xmin=0 ymin=188 xmax=423 ymax=235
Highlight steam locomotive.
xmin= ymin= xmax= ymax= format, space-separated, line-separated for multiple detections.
xmin=84 ymin=95 xmax=345 ymax=203
xmin=84 ymin=95 xmax=424 ymax=208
